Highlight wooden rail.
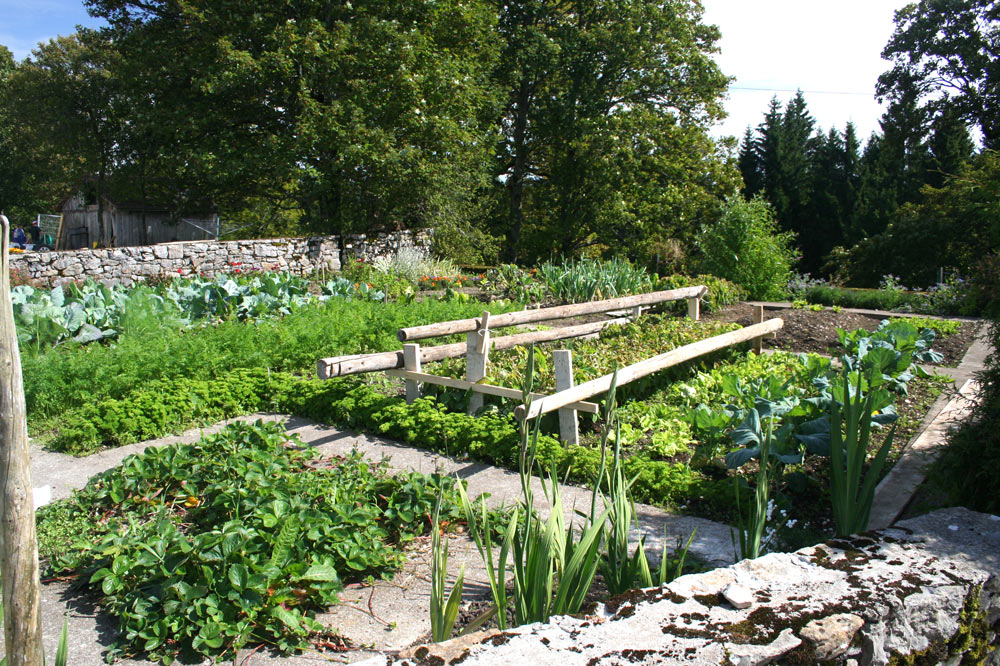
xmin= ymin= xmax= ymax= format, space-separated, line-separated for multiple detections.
xmin=515 ymin=318 xmax=784 ymax=422
xmin=385 ymin=369 xmax=600 ymax=414
xmin=317 ymin=317 xmax=629 ymax=379
xmin=396 ymin=286 xmax=706 ymax=342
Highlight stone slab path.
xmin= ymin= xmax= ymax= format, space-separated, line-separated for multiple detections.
xmin=20 ymin=416 xmax=735 ymax=666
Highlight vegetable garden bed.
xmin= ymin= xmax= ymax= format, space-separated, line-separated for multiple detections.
xmin=19 ymin=270 xmax=979 ymax=664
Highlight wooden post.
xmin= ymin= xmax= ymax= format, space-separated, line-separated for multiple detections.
xmin=0 ymin=212 xmax=45 ymax=665
xmin=466 ymin=326 xmax=490 ymax=415
xmin=553 ymin=350 xmax=578 ymax=446
xmin=632 ymin=305 xmax=643 ymax=319
xmin=752 ymin=304 xmax=764 ymax=354
xmin=403 ymin=344 xmax=422 ymax=403
xmin=687 ymin=296 xmax=700 ymax=321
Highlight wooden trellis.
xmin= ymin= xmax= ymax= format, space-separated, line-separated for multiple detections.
xmin=316 ymin=287 xmax=783 ymax=446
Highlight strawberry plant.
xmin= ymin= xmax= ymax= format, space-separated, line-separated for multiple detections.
xmin=40 ymin=420 xmax=458 ymax=662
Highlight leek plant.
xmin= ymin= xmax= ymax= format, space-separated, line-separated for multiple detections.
xmin=429 ymin=489 xmax=465 ymax=643
xmin=456 ymin=345 xmax=607 ymax=628
xmin=732 ymin=409 xmax=777 ymax=560
xmin=829 ymin=364 xmax=897 ymax=536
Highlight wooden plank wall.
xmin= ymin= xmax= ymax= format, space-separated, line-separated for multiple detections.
xmin=59 ymin=194 xmax=217 ymax=248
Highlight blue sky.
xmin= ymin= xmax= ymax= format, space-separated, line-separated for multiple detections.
xmin=2 ymin=0 xmax=909 ymax=142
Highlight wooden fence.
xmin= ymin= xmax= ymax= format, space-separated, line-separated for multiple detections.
xmin=316 ymin=291 xmax=782 ymax=446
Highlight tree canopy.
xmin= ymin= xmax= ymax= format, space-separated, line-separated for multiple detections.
xmin=878 ymin=0 xmax=1000 ymax=148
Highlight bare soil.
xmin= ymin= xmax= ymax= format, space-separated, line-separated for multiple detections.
xmin=702 ymin=303 xmax=981 ymax=367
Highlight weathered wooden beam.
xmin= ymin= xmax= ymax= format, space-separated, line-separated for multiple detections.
xmin=396 ymin=286 xmax=707 ymax=342
xmin=385 ymin=369 xmax=600 ymax=414
xmin=516 ymin=318 xmax=785 ymax=422
xmin=317 ymin=317 xmax=630 ymax=379
xmin=0 ymin=212 xmax=45 ymax=665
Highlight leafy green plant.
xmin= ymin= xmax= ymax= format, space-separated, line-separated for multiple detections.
xmin=429 ymin=489 xmax=465 ymax=643
xmin=40 ymin=420 xmax=457 ymax=662
xmin=828 ymin=363 xmax=897 ymax=536
xmin=536 ymin=257 xmax=654 ymax=304
xmin=889 ymin=316 xmax=960 ymax=337
xmin=483 ymin=264 xmax=546 ymax=303
xmin=652 ymin=274 xmax=746 ymax=313
xmin=695 ymin=196 xmax=796 ymax=301
xmin=731 ymin=408 xmax=778 ymax=560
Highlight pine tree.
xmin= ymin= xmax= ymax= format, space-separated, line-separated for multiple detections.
xmin=926 ymin=105 xmax=976 ymax=188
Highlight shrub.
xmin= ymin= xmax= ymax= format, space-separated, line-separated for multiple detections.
xmin=654 ymin=274 xmax=746 ymax=312
xmin=695 ymin=197 xmax=795 ymax=300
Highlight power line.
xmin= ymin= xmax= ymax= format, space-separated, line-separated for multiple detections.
xmin=729 ymin=86 xmax=874 ymax=97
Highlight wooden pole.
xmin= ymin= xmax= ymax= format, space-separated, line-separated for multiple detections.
xmin=516 ymin=318 xmax=784 ymax=421
xmin=466 ymin=330 xmax=489 ymax=415
xmin=0 ymin=212 xmax=45 ymax=665
xmin=403 ymin=344 xmax=421 ymax=403
xmin=553 ymin=350 xmax=578 ymax=446
xmin=687 ymin=296 xmax=700 ymax=321
xmin=318 ymin=317 xmax=630 ymax=379
xmin=752 ymin=304 xmax=764 ymax=354
xmin=396 ymin=286 xmax=707 ymax=342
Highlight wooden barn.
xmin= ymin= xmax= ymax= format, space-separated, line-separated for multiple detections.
xmin=58 ymin=191 xmax=219 ymax=249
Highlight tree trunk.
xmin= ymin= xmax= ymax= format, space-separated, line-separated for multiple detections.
xmin=0 ymin=213 xmax=45 ymax=665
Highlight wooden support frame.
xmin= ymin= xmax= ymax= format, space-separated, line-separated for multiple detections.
xmin=318 ymin=317 xmax=630 ymax=379
xmin=516 ymin=318 xmax=784 ymax=422
xmin=385 ymin=369 xmax=600 ymax=414
xmin=403 ymin=343 xmax=422 ymax=403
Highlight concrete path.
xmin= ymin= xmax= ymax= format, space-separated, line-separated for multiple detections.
xmin=19 ymin=416 xmax=735 ymax=666
xmin=867 ymin=320 xmax=992 ymax=529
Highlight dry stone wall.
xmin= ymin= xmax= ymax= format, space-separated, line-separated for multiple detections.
xmin=366 ymin=507 xmax=1000 ymax=666
xmin=9 ymin=229 xmax=432 ymax=287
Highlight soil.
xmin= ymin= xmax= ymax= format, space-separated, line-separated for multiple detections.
xmin=702 ymin=302 xmax=982 ymax=367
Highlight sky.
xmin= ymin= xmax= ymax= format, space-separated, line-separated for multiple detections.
xmin=2 ymin=0 xmax=910 ymax=142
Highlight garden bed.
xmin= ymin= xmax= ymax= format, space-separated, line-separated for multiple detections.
xmin=703 ymin=302 xmax=981 ymax=366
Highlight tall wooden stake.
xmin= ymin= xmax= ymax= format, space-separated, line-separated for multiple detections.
xmin=0 ymin=212 xmax=45 ymax=664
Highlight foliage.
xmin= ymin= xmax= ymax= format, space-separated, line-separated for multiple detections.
xmin=877 ymin=0 xmax=1000 ymax=149
xmin=339 ymin=258 xmax=416 ymax=302
xmin=491 ymin=0 xmax=735 ymax=262
xmin=536 ymin=257 xmax=654 ymax=304
xmin=695 ymin=196 xmax=796 ymax=300
xmin=888 ymin=316 xmax=960 ymax=338
xmin=370 ymin=246 xmax=459 ymax=285
xmin=23 ymin=296 xmax=506 ymax=421
xmin=933 ymin=319 xmax=1000 ymax=514
xmin=429 ymin=490 xmax=465 ymax=643
xmin=41 ymin=420 xmax=457 ymax=662
xmin=458 ymin=350 xmax=606 ymax=628
xmin=836 ymin=151 xmax=1000 ymax=302
xmin=731 ymin=408 xmax=779 ymax=560
xmin=428 ymin=315 xmax=740 ymax=403
xmin=653 ymin=274 xmax=746 ymax=313
xmin=828 ymin=364 xmax=897 ymax=536
xmin=482 ymin=264 xmax=545 ymax=303
xmin=10 ymin=271 xmax=396 ymax=349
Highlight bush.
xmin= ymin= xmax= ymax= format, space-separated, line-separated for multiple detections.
xmin=654 ymin=274 xmax=746 ymax=312
xmin=695 ymin=197 xmax=795 ymax=300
